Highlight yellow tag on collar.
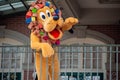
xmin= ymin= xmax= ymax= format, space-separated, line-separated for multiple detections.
xmin=31 ymin=17 xmax=36 ymax=21
xmin=50 ymin=8 xmax=54 ymax=13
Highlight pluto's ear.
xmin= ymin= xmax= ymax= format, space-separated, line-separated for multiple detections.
xmin=69 ymin=28 xmax=74 ymax=34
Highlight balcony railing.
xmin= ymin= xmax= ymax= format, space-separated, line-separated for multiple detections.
xmin=0 ymin=45 xmax=120 ymax=80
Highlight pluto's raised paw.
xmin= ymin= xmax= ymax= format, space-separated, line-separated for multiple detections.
xmin=62 ymin=17 xmax=78 ymax=31
xmin=65 ymin=17 xmax=78 ymax=26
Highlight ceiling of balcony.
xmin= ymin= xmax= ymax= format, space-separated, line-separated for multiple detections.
xmin=0 ymin=0 xmax=35 ymax=16
xmin=53 ymin=0 xmax=120 ymax=25
xmin=0 ymin=0 xmax=120 ymax=25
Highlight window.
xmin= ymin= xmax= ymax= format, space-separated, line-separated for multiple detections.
xmin=59 ymin=45 xmax=105 ymax=80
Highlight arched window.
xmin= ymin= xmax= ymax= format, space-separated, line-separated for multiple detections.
xmin=0 ymin=28 xmax=30 ymax=80
xmin=59 ymin=26 xmax=114 ymax=80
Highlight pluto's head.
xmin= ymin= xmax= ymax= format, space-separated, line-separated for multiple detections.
xmin=26 ymin=0 xmax=63 ymax=40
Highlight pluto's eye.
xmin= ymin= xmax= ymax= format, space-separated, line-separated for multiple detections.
xmin=40 ymin=12 xmax=46 ymax=21
xmin=46 ymin=10 xmax=51 ymax=17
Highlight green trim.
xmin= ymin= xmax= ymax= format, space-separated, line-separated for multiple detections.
xmin=61 ymin=72 xmax=103 ymax=80
xmin=0 ymin=72 xmax=21 ymax=80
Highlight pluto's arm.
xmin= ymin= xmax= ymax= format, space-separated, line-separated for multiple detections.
xmin=62 ymin=17 xmax=78 ymax=31
xmin=30 ymin=32 xmax=54 ymax=57
xmin=30 ymin=32 xmax=42 ymax=51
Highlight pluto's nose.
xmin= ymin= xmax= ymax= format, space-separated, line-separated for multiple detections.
xmin=53 ymin=15 xmax=59 ymax=21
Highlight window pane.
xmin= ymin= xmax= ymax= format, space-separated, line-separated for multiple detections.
xmin=93 ymin=59 xmax=102 ymax=68
xmin=1 ymin=59 xmax=10 ymax=68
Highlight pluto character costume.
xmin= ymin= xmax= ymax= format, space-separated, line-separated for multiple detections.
xmin=25 ymin=0 xmax=78 ymax=80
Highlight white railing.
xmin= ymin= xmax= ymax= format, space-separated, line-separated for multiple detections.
xmin=0 ymin=45 xmax=119 ymax=80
